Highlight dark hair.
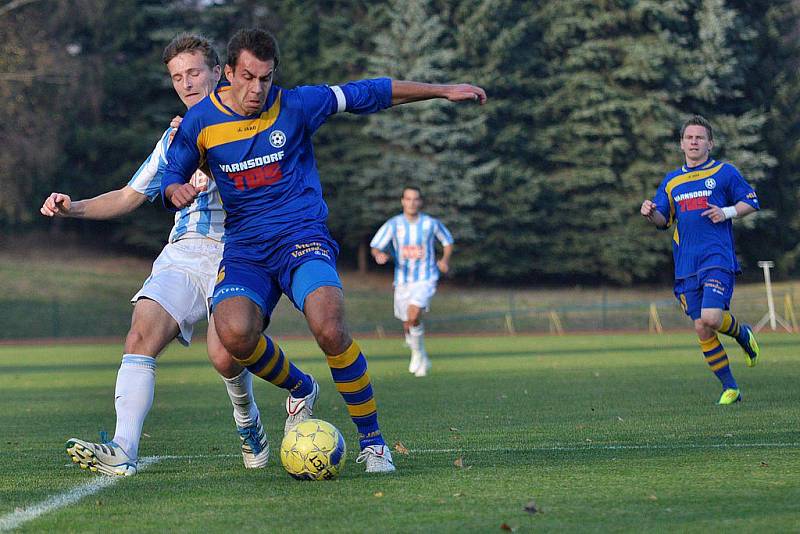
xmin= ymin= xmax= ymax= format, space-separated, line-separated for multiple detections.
xmin=227 ymin=28 xmax=280 ymax=70
xmin=402 ymin=186 xmax=422 ymax=198
xmin=162 ymin=33 xmax=220 ymax=70
xmin=680 ymin=115 xmax=714 ymax=141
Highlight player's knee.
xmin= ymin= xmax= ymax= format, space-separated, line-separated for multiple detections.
xmin=698 ymin=314 xmax=721 ymax=332
xmin=215 ymin=319 xmax=259 ymax=359
xmin=313 ymin=322 xmax=350 ymax=355
xmin=124 ymin=327 xmax=148 ymax=354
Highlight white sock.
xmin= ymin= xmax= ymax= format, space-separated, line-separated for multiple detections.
xmin=112 ymin=354 xmax=156 ymax=460
xmin=408 ymin=323 xmax=426 ymax=356
xmin=221 ymin=370 xmax=259 ymax=429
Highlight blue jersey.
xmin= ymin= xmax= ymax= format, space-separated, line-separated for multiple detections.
xmin=128 ymin=128 xmax=225 ymax=243
xmin=161 ymin=78 xmax=392 ymax=249
xmin=370 ymin=213 xmax=453 ymax=285
xmin=652 ymin=159 xmax=759 ymax=279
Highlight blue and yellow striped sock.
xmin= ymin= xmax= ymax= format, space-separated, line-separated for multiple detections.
xmin=719 ymin=311 xmax=749 ymax=346
xmin=234 ymin=334 xmax=313 ymax=398
xmin=327 ymin=341 xmax=385 ymax=449
xmin=699 ymin=335 xmax=737 ymax=390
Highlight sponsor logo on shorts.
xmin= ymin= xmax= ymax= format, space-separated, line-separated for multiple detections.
xmin=704 ymin=278 xmax=727 ymax=296
xmin=291 ymin=242 xmax=331 ymax=259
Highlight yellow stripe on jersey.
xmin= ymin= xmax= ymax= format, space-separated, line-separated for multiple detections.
xmin=198 ymin=92 xmax=282 ymax=151
xmin=673 ymin=224 xmax=679 ymax=245
xmin=665 ymin=163 xmax=725 ymax=225
xmin=209 ymin=88 xmax=234 ymax=116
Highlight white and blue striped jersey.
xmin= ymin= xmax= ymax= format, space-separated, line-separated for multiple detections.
xmin=128 ymin=127 xmax=225 ymax=243
xmin=370 ymin=213 xmax=453 ymax=285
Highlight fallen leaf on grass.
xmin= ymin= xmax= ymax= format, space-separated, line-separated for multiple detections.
xmin=449 ymin=427 xmax=460 ymax=432
xmin=500 ymin=523 xmax=516 ymax=531
xmin=647 ymin=495 xmax=658 ymax=501
xmin=523 ymin=500 xmax=540 ymax=514
xmin=724 ymin=433 xmax=733 ymax=438
xmin=394 ymin=441 xmax=410 ymax=455
xmin=454 ymin=456 xmax=465 ymax=468
xmin=453 ymin=492 xmax=465 ymax=498
xmin=142 ymin=433 xmax=151 ymax=438
xmin=760 ymin=461 xmax=769 ymax=468
xmin=616 ymin=416 xmax=624 ymax=422
xmin=373 ymin=491 xmax=384 ymax=498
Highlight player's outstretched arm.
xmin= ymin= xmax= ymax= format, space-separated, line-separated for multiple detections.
xmin=371 ymin=247 xmax=391 ymax=265
xmin=40 ymin=186 xmax=147 ymax=220
xmin=391 ymin=80 xmax=487 ymax=107
xmin=640 ymin=199 xmax=668 ymax=229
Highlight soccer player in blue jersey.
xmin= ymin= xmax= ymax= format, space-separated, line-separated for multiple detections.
xmin=641 ymin=115 xmax=761 ymax=405
xmin=41 ymin=34 xmax=319 ymax=475
xmin=370 ymin=186 xmax=453 ymax=377
xmin=161 ymin=28 xmax=486 ymax=472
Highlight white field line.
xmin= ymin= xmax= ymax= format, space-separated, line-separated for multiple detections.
xmin=0 ymin=457 xmax=160 ymax=532
xmin=5 ymin=441 xmax=798 ymax=531
xmin=408 ymin=442 xmax=800 ymax=454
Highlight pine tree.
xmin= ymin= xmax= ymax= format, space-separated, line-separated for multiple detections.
xmin=359 ymin=0 xmax=488 ymax=275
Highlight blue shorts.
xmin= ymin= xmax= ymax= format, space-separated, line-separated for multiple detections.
xmin=674 ymin=268 xmax=735 ymax=320
xmin=211 ymin=228 xmax=342 ymax=318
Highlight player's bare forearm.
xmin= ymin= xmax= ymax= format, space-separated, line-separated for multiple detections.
xmin=73 ymin=187 xmax=146 ymax=219
xmin=390 ymin=80 xmax=487 ymax=106
xmin=441 ymin=244 xmax=453 ymax=263
xmin=735 ymin=201 xmax=757 ymax=218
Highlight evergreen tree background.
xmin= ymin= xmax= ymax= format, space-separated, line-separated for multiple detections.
xmin=2 ymin=0 xmax=799 ymax=285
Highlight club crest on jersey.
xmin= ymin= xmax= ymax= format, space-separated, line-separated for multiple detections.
xmin=269 ymin=130 xmax=286 ymax=148
xmin=705 ymin=178 xmax=716 ymax=189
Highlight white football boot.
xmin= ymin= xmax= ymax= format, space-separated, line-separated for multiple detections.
xmin=414 ymin=354 xmax=431 ymax=377
xmin=408 ymin=351 xmax=422 ymax=374
xmin=285 ymin=375 xmax=320 ymax=433
xmin=66 ymin=437 xmax=137 ymax=476
xmin=356 ymin=444 xmax=396 ymax=473
xmin=237 ymin=417 xmax=270 ymax=468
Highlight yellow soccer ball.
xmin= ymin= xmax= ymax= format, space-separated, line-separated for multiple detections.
xmin=280 ymin=419 xmax=346 ymax=480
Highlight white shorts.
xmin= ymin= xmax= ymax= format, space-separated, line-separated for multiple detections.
xmin=131 ymin=238 xmax=223 ymax=346
xmin=393 ymin=280 xmax=438 ymax=321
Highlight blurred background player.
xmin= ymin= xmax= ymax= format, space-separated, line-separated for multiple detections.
xmin=370 ymin=186 xmax=453 ymax=377
xmin=641 ymin=114 xmax=760 ymax=405
xmin=40 ymin=33 xmax=319 ymax=476
xmin=161 ymin=28 xmax=486 ymax=473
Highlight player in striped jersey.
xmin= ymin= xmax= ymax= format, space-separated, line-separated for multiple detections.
xmin=40 ymin=34 xmax=318 ymax=476
xmin=162 ymin=28 xmax=486 ymax=473
xmin=371 ymin=187 xmax=453 ymax=377
xmin=641 ymin=115 xmax=760 ymax=405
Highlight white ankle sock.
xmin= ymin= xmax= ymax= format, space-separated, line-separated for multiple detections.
xmin=408 ymin=324 xmax=426 ymax=355
xmin=221 ymin=370 xmax=259 ymax=428
xmin=112 ymin=354 xmax=156 ymax=460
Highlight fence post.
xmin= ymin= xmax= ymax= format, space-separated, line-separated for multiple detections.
xmin=549 ymin=310 xmax=564 ymax=335
xmin=504 ymin=313 xmax=516 ymax=336
xmin=375 ymin=325 xmax=385 ymax=339
xmin=784 ymin=293 xmax=797 ymax=333
xmin=648 ymin=302 xmax=663 ymax=334
xmin=51 ymin=298 xmax=60 ymax=338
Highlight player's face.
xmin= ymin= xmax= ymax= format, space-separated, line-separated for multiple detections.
xmin=401 ymin=189 xmax=423 ymax=217
xmin=225 ymin=50 xmax=274 ymax=116
xmin=680 ymin=125 xmax=713 ymax=165
xmin=167 ymin=51 xmax=221 ymax=109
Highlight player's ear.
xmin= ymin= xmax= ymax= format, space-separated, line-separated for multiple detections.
xmin=212 ymin=64 xmax=222 ymax=83
xmin=224 ymin=64 xmax=234 ymax=83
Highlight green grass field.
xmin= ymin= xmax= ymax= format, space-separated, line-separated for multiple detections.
xmin=1 ymin=333 xmax=799 ymax=532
